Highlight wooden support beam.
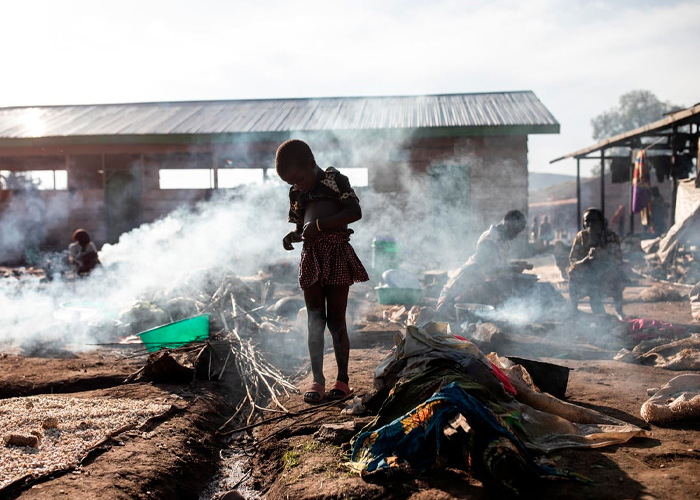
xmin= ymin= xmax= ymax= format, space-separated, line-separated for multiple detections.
xmin=576 ymin=158 xmax=581 ymax=231
xmin=600 ymin=148 xmax=606 ymax=218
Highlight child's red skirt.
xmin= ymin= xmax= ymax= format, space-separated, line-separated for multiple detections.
xmin=299 ymin=231 xmax=369 ymax=290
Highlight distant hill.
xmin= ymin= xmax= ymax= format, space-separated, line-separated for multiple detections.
xmin=528 ymin=173 xmax=581 ymax=192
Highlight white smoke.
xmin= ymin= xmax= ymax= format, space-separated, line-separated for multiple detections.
xmin=0 ymin=134 xmax=521 ymax=353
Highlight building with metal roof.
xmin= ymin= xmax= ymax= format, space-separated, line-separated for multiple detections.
xmin=0 ymin=91 xmax=559 ymax=261
xmin=0 ymin=92 xmax=558 ymax=142
xmin=550 ymin=104 xmax=699 ymax=232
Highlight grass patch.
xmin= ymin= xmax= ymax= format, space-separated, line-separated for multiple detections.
xmin=283 ymin=449 xmax=300 ymax=469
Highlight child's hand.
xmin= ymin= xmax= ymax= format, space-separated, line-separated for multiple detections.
xmin=283 ymin=231 xmax=302 ymax=250
xmin=302 ymin=221 xmax=320 ymax=242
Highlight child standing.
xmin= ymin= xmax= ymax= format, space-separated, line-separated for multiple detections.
xmin=276 ymin=139 xmax=369 ymax=404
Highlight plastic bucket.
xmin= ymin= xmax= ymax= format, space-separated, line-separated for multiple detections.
xmin=138 ymin=315 xmax=210 ymax=352
xmin=375 ymin=287 xmax=423 ymax=305
xmin=372 ymin=237 xmax=399 ymax=274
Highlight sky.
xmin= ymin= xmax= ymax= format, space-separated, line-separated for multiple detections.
xmin=1 ymin=0 xmax=698 ymax=177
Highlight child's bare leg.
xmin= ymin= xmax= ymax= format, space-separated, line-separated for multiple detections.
xmin=304 ymin=282 xmax=327 ymax=387
xmin=325 ymin=285 xmax=350 ymax=384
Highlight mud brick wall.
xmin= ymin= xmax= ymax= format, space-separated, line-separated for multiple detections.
xmin=367 ymin=135 xmax=528 ymax=238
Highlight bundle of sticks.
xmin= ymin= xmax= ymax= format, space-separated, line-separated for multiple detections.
xmin=212 ymin=293 xmax=298 ymax=429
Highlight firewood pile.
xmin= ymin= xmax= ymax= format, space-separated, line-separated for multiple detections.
xmin=124 ymin=268 xmax=300 ymax=428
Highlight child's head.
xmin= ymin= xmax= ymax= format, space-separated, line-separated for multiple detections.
xmin=275 ymin=139 xmax=317 ymax=191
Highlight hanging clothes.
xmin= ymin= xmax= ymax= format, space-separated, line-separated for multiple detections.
xmin=632 ymin=150 xmax=653 ymax=228
xmin=672 ymin=154 xmax=694 ymax=180
xmin=611 ymin=157 xmax=631 ymax=183
xmin=648 ymin=155 xmax=671 ymax=183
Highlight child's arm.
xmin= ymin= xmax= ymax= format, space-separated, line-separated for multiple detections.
xmin=283 ymin=224 xmax=303 ymax=251
xmin=301 ymin=171 xmax=361 ymax=240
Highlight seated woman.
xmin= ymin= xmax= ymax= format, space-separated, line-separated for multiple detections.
xmin=568 ymin=208 xmax=625 ymax=319
xmin=68 ymin=229 xmax=100 ymax=276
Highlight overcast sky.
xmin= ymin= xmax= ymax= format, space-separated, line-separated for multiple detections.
xmin=1 ymin=0 xmax=698 ymax=177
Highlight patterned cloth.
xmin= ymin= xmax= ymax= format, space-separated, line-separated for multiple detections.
xmin=288 ymin=166 xmax=358 ymax=225
xmin=299 ymin=231 xmax=369 ymax=289
xmin=351 ymin=381 xmax=584 ymax=493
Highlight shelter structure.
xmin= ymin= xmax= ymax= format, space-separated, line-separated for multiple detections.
xmin=0 ymin=92 xmax=558 ymax=260
xmin=550 ymin=104 xmax=700 ymax=232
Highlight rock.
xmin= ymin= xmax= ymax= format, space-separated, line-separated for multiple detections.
xmin=268 ymin=297 xmax=305 ymax=317
xmin=42 ymin=417 xmax=59 ymax=429
xmin=314 ymin=421 xmax=356 ymax=445
xmin=470 ymin=322 xmax=504 ymax=343
xmin=639 ymin=286 xmax=682 ymax=303
xmin=4 ymin=433 xmax=40 ymax=447
xmin=217 ymin=490 xmax=246 ymax=500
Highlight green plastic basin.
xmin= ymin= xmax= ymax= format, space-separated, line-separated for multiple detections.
xmin=375 ymin=287 xmax=424 ymax=305
xmin=138 ymin=315 xmax=210 ymax=352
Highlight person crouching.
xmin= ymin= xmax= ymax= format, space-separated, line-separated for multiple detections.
xmin=68 ymin=229 xmax=100 ymax=276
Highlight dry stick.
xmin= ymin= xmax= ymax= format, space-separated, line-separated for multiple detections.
xmin=256 ymin=393 xmax=360 ymax=444
xmin=235 ymin=336 xmax=288 ymax=411
xmin=208 ymin=343 xmax=213 ymax=381
xmin=192 ymin=344 xmax=209 ymax=382
xmin=250 ymin=350 xmax=289 ymax=412
xmin=218 ymin=392 xmax=359 ymax=435
xmin=123 ymin=366 xmax=145 ymax=384
xmin=217 ymin=348 xmax=232 ymax=381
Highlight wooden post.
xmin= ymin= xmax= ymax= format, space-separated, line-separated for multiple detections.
xmin=629 ymin=150 xmax=635 ymax=235
xmin=600 ymin=148 xmax=606 ymax=218
xmin=670 ymin=125 xmax=679 ymax=226
xmin=212 ymin=148 xmax=218 ymax=189
xmin=576 ymin=157 xmax=581 ymax=230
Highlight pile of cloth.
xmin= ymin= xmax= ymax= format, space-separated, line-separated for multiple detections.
xmin=615 ymin=333 xmax=700 ymax=370
xmin=350 ymin=322 xmax=646 ymax=495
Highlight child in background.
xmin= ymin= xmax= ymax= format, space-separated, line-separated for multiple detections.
xmin=276 ymin=139 xmax=369 ymax=404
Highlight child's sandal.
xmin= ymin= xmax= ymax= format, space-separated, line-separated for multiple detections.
xmin=303 ymin=382 xmax=325 ymax=404
xmin=327 ymin=381 xmax=352 ymax=400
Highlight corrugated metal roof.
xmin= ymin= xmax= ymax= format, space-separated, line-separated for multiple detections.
xmin=0 ymin=91 xmax=558 ymax=140
xmin=550 ymin=103 xmax=700 ymax=163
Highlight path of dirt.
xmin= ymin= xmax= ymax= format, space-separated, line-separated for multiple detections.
xmin=0 ymin=353 xmax=237 ymax=500
xmin=1 ymin=255 xmax=699 ymax=499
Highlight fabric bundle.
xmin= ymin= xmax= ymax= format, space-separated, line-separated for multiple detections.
xmin=632 ymin=150 xmax=653 ymax=228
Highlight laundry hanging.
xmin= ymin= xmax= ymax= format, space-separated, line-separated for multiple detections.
xmin=611 ymin=156 xmax=631 ymax=183
xmin=632 ymin=150 xmax=653 ymax=228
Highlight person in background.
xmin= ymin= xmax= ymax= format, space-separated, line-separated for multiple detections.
xmin=539 ymin=215 xmax=553 ymax=247
xmin=437 ymin=210 xmax=527 ymax=315
xmin=68 ymin=229 xmax=100 ymax=276
xmin=568 ymin=208 xmax=625 ymax=320
xmin=650 ymin=187 xmax=669 ymax=235
xmin=276 ymin=139 xmax=369 ymax=404
xmin=530 ymin=215 xmax=540 ymax=243
xmin=553 ymin=240 xmax=569 ymax=280
xmin=610 ymin=205 xmax=625 ymax=239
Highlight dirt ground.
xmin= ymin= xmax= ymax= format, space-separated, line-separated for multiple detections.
xmin=1 ymin=256 xmax=699 ymax=499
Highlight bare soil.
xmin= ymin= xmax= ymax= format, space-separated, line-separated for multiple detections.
xmin=0 ymin=351 xmax=236 ymax=500
xmin=1 ymin=261 xmax=700 ymax=499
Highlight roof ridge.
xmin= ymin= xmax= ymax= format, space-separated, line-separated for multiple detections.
xmin=0 ymin=91 xmax=537 ymax=111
